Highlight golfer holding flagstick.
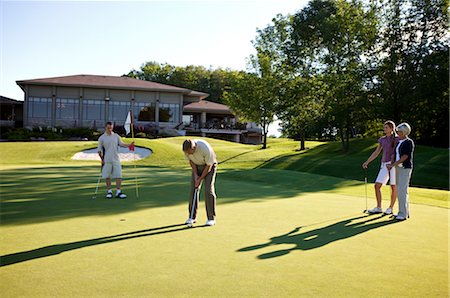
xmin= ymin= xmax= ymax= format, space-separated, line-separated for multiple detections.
xmin=183 ymin=139 xmax=218 ymax=227
xmin=98 ymin=121 xmax=134 ymax=199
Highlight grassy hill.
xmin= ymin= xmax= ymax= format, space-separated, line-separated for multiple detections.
xmin=257 ymin=138 xmax=449 ymax=190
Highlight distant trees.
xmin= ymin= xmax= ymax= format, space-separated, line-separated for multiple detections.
xmin=283 ymin=0 xmax=378 ymax=152
xmin=373 ymin=0 xmax=449 ymax=147
xmin=127 ymin=63 xmax=233 ymax=104
xmin=126 ymin=0 xmax=448 ymax=149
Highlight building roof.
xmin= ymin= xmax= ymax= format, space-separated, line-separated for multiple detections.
xmin=0 ymin=96 xmax=22 ymax=104
xmin=16 ymin=74 xmax=209 ymax=99
xmin=183 ymin=100 xmax=233 ymax=115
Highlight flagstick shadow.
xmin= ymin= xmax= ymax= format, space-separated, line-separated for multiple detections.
xmin=1 ymin=223 xmax=206 ymax=267
xmin=238 ymin=214 xmax=399 ymax=259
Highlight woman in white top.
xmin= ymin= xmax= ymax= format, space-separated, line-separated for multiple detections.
xmin=387 ymin=123 xmax=415 ymax=220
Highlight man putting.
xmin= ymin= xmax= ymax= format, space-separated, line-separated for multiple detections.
xmin=98 ymin=121 xmax=134 ymax=199
xmin=183 ymin=139 xmax=218 ymax=226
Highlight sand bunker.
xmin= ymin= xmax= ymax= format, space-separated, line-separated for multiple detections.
xmin=72 ymin=146 xmax=151 ymax=161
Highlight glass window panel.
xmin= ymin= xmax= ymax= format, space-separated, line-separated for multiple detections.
xmin=159 ymin=103 xmax=180 ymax=123
xmin=108 ymin=101 xmax=130 ymax=121
xmin=135 ymin=102 xmax=155 ymax=121
xmin=83 ymin=100 xmax=105 ymax=120
xmin=56 ymin=98 xmax=79 ymax=119
xmin=28 ymin=97 xmax=52 ymax=118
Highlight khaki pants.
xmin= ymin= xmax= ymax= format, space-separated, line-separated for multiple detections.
xmin=396 ymin=167 xmax=412 ymax=218
xmin=188 ymin=164 xmax=217 ymax=221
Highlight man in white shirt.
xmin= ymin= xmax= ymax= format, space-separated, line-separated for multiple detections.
xmin=97 ymin=122 xmax=134 ymax=199
xmin=183 ymin=139 xmax=218 ymax=226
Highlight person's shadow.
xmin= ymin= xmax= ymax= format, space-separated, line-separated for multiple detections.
xmin=238 ymin=214 xmax=398 ymax=259
xmin=1 ymin=223 xmax=204 ymax=267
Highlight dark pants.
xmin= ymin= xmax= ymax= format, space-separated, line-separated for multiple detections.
xmin=188 ymin=164 xmax=217 ymax=220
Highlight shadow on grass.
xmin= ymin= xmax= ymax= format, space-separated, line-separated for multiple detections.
xmin=238 ymin=214 xmax=398 ymax=259
xmin=0 ymin=166 xmax=190 ymax=225
xmin=218 ymin=150 xmax=257 ymax=165
xmin=1 ymin=166 xmax=352 ymax=225
xmin=218 ymin=168 xmax=358 ymax=204
xmin=0 ymin=223 xmax=207 ymax=267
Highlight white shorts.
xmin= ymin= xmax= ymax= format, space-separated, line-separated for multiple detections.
xmin=102 ymin=161 xmax=122 ymax=179
xmin=375 ymin=162 xmax=396 ymax=185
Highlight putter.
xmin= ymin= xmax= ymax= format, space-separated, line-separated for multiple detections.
xmin=407 ymin=200 xmax=410 ymax=219
xmin=363 ymin=169 xmax=368 ymax=213
xmin=187 ymin=188 xmax=198 ymax=227
xmin=92 ymin=165 xmax=103 ymax=199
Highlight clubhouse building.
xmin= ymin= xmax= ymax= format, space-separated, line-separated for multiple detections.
xmin=16 ymin=74 xmax=262 ymax=143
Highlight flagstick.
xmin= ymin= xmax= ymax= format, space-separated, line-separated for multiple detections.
xmin=130 ymin=111 xmax=139 ymax=199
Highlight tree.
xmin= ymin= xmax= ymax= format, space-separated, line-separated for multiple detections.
xmin=288 ymin=0 xmax=378 ymax=152
xmin=248 ymin=13 xmax=323 ymax=150
xmin=374 ymin=0 xmax=449 ymax=147
xmin=223 ymin=54 xmax=279 ymax=149
xmin=278 ymin=75 xmax=328 ymax=150
xmin=127 ymin=62 xmax=238 ymax=104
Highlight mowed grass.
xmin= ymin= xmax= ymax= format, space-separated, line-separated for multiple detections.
xmin=257 ymin=138 xmax=449 ymax=190
xmin=0 ymin=138 xmax=448 ymax=297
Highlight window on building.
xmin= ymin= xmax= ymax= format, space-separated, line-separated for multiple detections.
xmin=159 ymin=103 xmax=180 ymax=123
xmin=1 ymin=105 xmax=13 ymax=121
xmin=83 ymin=100 xmax=105 ymax=120
xmin=56 ymin=98 xmax=79 ymax=119
xmin=108 ymin=101 xmax=130 ymax=121
xmin=28 ymin=97 xmax=52 ymax=118
xmin=134 ymin=102 xmax=155 ymax=121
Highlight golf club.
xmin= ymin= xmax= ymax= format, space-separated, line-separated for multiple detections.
xmin=187 ymin=188 xmax=198 ymax=227
xmin=92 ymin=166 xmax=102 ymax=199
xmin=407 ymin=200 xmax=410 ymax=218
xmin=363 ymin=169 xmax=368 ymax=213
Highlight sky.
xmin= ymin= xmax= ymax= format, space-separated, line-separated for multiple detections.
xmin=1 ymin=0 xmax=309 ymax=136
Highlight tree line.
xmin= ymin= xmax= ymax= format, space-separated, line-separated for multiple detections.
xmin=127 ymin=0 xmax=448 ymax=150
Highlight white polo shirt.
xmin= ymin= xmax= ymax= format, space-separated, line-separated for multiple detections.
xmin=185 ymin=139 xmax=217 ymax=166
xmin=97 ymin=132 xmax=126 ymax=163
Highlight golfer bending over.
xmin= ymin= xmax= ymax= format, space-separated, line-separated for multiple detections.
xmin=183 ymin=139 xmax=218 ymax=226
xmin=98 ymin=121 xmax=134 ymax=199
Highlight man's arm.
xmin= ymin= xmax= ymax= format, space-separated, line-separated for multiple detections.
xmin=118 ymin=135 xmax=134 ymax=148
xmin=97 ymin=138 xmax=104 ymax=165
xmin=195 ymin=164 xmax=213 ymax=188
xmin=190 ymin=160 xmax=199 ymax=178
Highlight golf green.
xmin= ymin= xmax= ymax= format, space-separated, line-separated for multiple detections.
xmin=1 ymin=165 xmax=448 ymax=297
